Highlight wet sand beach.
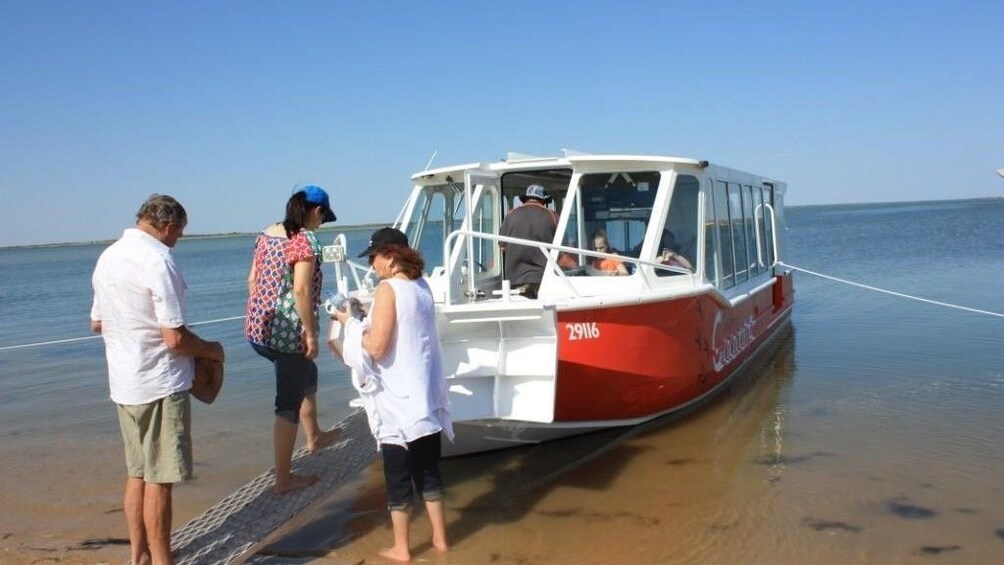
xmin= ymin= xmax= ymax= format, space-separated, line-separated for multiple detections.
xmin=243 ymin=327 xmax=1004 ymax=565
xmin=4 ymin=332 xmax=1004 ymax=564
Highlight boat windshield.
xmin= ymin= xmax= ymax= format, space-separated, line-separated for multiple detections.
xmin=402 ymin=183 xmax=464 ymax=270
xmin=556 ymin=171 xmax=703 ymax=278
xmin=403 ymin=179 xmax=501 ymax=282
xmin=560 ymin=171 xmax=660 ymax=275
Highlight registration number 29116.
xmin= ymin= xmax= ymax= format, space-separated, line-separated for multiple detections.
xmin=565 ymin=322 xmax=600 ymax=341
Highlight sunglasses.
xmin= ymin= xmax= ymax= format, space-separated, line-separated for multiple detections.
xmin=368 ymin=253 xmax=376 ymax=265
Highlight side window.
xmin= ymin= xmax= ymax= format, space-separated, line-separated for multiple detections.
xmin=406 ymin=189 xmax=447 ymax=271
xmin=704 ymin=181 xmax=719 ymax=285
xmin=743 ymin=185 xmax=759 ymax=276
xmin=654 ymin=174 xmax=699 ymax=277
xmin=728 ymin=183 xmax=748 ymax=283
xmin=471 ymin=185 xmax=501 ymax=278
xmin=753 ymin=186 xmax=767 ymax=271
xmin=714 ymin=180 xmax=734 ymax=289
xmin=558 ymin=190 xmax=584 ymax=273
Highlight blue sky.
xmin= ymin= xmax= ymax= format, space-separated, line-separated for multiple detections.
xmin=2 ymin=1 xmax=1002 ymax=246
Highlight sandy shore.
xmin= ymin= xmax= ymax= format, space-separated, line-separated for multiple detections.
xmin=5 ymin=331 xmax=1004 ymax=564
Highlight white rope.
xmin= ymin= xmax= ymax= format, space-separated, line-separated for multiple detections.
xmin=5 ymin=265 xmax=1001 ymax=351
xmin=188 ymin=314 xmax=247 ymax=327
xmin=781 ymin=262 xmax=1004 ymax=318
xmin=0 ymin=315 xmax=248 ymax=352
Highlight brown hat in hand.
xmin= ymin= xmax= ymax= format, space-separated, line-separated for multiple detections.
xmin=191 ymin=358 xmax=224 ymax=404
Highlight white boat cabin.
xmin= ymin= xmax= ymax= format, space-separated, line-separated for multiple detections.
xmin=398 ymin=152 xmax=787 ymax=307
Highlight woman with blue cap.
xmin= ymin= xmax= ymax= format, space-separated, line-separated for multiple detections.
xmin=244 ymin=185 xmax=341 ymax=494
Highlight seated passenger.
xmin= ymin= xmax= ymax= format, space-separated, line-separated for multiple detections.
xmin=557 ymin=239 xmax=580 ymax=270
xmin=656 ymin=230 xmax=693 ymax=275
xmin=590 ymin=230 xmax=628 ymax=276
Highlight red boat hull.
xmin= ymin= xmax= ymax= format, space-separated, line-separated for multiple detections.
xmin=554 ymin=274 xmax=794 ymax=422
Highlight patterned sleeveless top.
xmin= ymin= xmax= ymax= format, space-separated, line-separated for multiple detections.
xmin=244 ymin=228 xmax=322 ymax=353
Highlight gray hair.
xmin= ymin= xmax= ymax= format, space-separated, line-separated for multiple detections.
xmin=136 ymin=194 xmax=187 ymax=229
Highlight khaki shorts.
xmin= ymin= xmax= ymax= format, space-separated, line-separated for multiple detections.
xmin=117 ymin=392 xmax=193 ymax=483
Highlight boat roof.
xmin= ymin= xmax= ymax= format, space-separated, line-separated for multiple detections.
xmin=410 ymin=152 xmax=707 ymax=184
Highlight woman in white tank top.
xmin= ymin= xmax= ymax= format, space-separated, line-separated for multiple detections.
xmin=333 ymin=227 xmax=453 ymax=563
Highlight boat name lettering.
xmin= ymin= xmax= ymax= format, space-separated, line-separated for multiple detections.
xmin=565 ymin=322 xmax=600 ymax=341
xmin=712 ymin=315 xmax=756 ymax=371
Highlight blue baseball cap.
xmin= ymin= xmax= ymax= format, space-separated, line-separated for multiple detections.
xmin=301 ymin=185 xmax=337 ymax=223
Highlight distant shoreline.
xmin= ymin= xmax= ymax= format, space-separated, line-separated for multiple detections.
xmin=0 ymin=222 xmax=389 ymax=251
xmin=4 ymin=196 xmax=1001 ymax=250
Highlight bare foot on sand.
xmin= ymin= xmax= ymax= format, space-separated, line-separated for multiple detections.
xmin=378 ymin=546 xmax=411 ymax=563
xmin=306 ymin=427 xmax=342 ymax=454
xmin=274 ymin=473 xmax=318 ymax=495
xmin=433 ymin=540 xmax=450 ymax=553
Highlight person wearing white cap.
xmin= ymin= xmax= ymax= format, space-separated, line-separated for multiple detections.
xmin=499 ymin=184 xmax=558 ymax=298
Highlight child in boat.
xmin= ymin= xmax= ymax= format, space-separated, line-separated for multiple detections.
xmin=590 ymin=229 xmax=629 ymax=276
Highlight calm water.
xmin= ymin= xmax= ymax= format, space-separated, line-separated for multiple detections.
xmin=1 ymin=199 xmax=1002 ymax=563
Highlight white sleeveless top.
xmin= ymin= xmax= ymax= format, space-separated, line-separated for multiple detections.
xmin=346 ymin=277 xmax=453 ymax=447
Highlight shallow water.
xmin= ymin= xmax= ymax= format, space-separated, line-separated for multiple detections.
xmin=1 ymin=199 xmax=1002 ymax=563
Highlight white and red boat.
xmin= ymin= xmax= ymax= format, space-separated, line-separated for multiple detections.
xmin=329 ymin=151 xmax=794 ymax=456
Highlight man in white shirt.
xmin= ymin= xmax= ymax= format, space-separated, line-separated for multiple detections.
xmin=91 ymin=194 xmax=225 ymax=565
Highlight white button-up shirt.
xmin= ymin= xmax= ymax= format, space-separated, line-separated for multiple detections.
xmin=91 ymin=228 xmax=193 ymax=405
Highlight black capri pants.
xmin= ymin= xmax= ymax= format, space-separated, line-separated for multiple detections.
xmin=251 ymin=343 xmax=318 ymax=423
xmin=381 ymin=431 xmax=445 ymax=511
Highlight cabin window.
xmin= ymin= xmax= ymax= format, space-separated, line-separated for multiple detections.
xmin=470 ymin=184 xmax=502 ymax=279
xmin=565 ymin=171 xmax=660 ymax=276
xmin=755 ymin=186 xmax=767 ymax=272
xmin=704 ymin=181 xmax=719 ymax=285
xmin=728 ymin=183 xmax=748 ymax=283
xmin=713 ymin=180 xmax=734 ymax=288
xmin=500 ymin=169 xmax=571 ymax=215
xmin=498 ymin=169 xmax=571 ymax=277
xmin=753 ymin=187 xmax=767 ymax=271
xmin=653 ymin=174 xmax=699 ymax=277
xmin=405 ymin=187 xmax=450 ymax=270
xmin=706 ymin=178 xmax=780 ymax=290
xmin=558 ymin=193 xmax=583 ymax=273
xmin=743 ymin=185 xmax=759 ymax=276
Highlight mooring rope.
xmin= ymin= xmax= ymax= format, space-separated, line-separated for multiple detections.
xmin=780 ymin=262 xmax=1004 ymax=318
xmin=3 ymin=265 xmax=1000 ymax=352
xmin=0 ymin=315 xmax=247 ymax=352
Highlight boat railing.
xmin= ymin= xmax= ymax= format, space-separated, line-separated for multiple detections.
xmin=755 ymin=203 xmax=780 ymax=271
xmin=442 ymin=229 xmax=694 ymax=306
xmin=321 ymin=233 xmax=375 ymax=296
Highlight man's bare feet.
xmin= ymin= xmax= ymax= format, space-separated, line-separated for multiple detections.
xmin=305 ymin=427 xmax=343 ymax=454
xmin=433 ymin=540 xmax=450 ymax=553
xmin=274 ymin=473 xmax=318 ymax=495
xmin=378 ymin=546 xmax=411 ymax=563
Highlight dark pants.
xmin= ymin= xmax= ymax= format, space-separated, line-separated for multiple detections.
xmin=251 ymin=343 xmax=318 ymax=423
xmin=381 ymin=432 xmax=444 ymax=511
